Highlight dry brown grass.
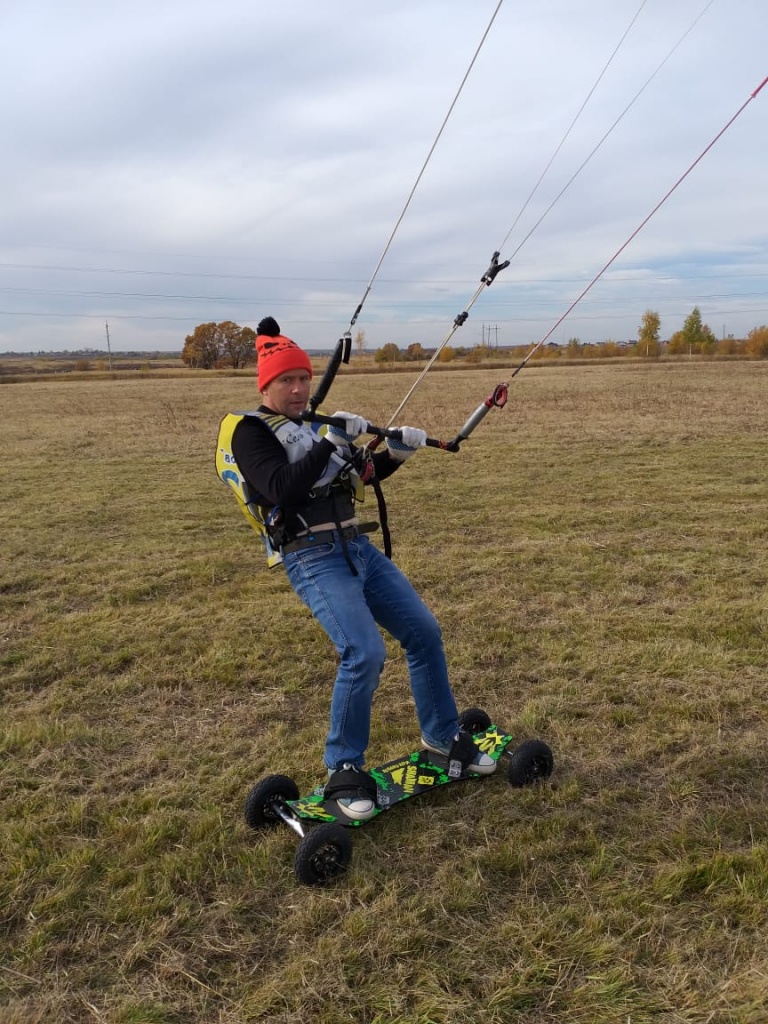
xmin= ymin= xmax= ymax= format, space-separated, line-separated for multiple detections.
xmin=2 ymin=361 xmax=768 ymax=1023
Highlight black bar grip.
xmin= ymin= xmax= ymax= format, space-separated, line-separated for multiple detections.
xmin=300 ymin=411 xmax=458 ymax=451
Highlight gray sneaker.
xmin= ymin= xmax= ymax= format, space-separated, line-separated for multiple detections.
xmin=324 ymin=764 xmax=377 ymax=821
xmin=421 ymin=731 xmax=496 ymax=776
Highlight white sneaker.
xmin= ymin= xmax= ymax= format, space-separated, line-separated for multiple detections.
xmin=421 ymin=731 xmax=496 ymax=775
xmin=324 ymin=764 xmax=377 ymax=821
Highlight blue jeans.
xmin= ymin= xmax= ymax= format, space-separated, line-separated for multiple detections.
xmin=283 ymin=534 xmax=459 ymax=769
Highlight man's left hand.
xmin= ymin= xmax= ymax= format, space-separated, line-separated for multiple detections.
xmin=386 ymin=426 xmax=427 ymax=462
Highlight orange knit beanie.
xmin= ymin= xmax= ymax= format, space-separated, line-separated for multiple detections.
xmin=255 ymin=317 xmax=313 ymax=391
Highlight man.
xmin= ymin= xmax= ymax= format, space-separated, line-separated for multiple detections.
xmin=223 ymin=317 xmax=494 ymax=821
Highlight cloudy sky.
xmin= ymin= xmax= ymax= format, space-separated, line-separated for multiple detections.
xmin=1 ymin=0 xmax=766 ymax=353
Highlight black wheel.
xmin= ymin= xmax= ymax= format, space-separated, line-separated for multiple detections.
xmin=458 ymin=707 xmax=492 ymax=734
xmin=244 ymin=774 xmax=300 ymax=830
xmin=295 ymin=823 xmax=353 ymax=886
xmin=507 ymin=740 xmax=554 ymax=788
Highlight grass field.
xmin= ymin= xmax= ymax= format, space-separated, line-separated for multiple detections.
xmin=2 ymin=361 xmax=768 ymax=1023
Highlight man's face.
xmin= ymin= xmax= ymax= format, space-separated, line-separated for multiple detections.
xmin=261 ymin=371 xmax=312 ymax=418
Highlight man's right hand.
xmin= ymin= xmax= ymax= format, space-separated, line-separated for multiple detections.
xmin=325 ymin=411 xmax=369 ymax=448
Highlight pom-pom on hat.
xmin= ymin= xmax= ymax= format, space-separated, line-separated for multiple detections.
xmin=255 ymin=316 xmax=313 ymax=391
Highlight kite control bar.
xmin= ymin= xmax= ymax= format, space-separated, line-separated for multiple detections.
xmin=301 ymin=411 xmax=460 ymax=451
xmin=301 ymin=382 xmax=508 ymax=452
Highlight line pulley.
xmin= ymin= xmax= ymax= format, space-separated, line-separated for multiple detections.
xmin=383 ymin=250 xmax=509 ymax=428
xmin=305 ymin=249 xmax=511 ymax=452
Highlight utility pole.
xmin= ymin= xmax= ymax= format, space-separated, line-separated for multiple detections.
xmin=105 ymin=321 xmax=113 ymax=371
xmin=481 ymin=323 xmax=499 ymax=348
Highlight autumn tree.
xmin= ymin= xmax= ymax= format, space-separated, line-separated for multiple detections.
xmin=219 ymin=321 xmax=256 ymax=368
xmin=716 ymin=335 xmax=743 ymax=356
xmin=405 ymin=342 xmax=426 ymax=361
xmin=637 ymin=310 xmax=661 ymax=357
xmin=601 ymin=340 xmax=623 ymax=358
xmin=665 ymin=329 xmax=682 ymax=353
xmin=354 ymin=330 xmax=366 ymax=357
xmin=375 ymin=343 xmax=401 ymax=365
xmin=465 ymin=345 xmax=488 ymax=364
xmin=182 ymin=321 xmax=256 ymax=369
xmin=686 ymin=306 xmax=715 ymax=354
xmin=669 ymin=307 xmax=715 ymax=356
xmin=182 ymin=322 xmax=220 ymax=368
xmin=746 ymin=325 xmax=768 ymax=358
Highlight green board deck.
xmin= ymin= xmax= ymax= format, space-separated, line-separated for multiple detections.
xmin=287 ymin=726 xmax=514 ymax=828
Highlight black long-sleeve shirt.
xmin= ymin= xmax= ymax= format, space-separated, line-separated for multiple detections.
xmin=231 ymin=409 xmax=399 ymax=511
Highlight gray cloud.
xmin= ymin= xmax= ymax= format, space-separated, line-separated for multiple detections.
xmin=1 ymin=0 xmax=766 ymax=353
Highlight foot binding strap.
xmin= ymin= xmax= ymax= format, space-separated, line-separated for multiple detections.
xmin=324 ymin=767 xmax=378 ymax=803
xmin=447 ymin=731 xmax=482 ymax=779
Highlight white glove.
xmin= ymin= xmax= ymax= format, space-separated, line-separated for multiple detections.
xmin=325 ymin=411 xmax=368 ymax=448
xmin=386 ymin=426 xmax=427 ymax=462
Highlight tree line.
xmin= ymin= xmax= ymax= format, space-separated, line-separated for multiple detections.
xmin=181 ymin=312 xmax=768 ymax=369
xmin=630 ymin=308 xmax=768 ymax=359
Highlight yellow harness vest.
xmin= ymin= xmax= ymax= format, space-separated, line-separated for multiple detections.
xmin=216 ymin=411 xmax=287 ymax=567
xmin=216 ymin=411 xmax=365 ymax=568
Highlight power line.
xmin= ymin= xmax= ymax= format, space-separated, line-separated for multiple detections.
xmin=3 ymin=262 xmax=766 ymax=290
xmin=8 ymin=306 xmax=766 ymax=325
xmin=0 ymin=284 xmax=764 ymax=312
